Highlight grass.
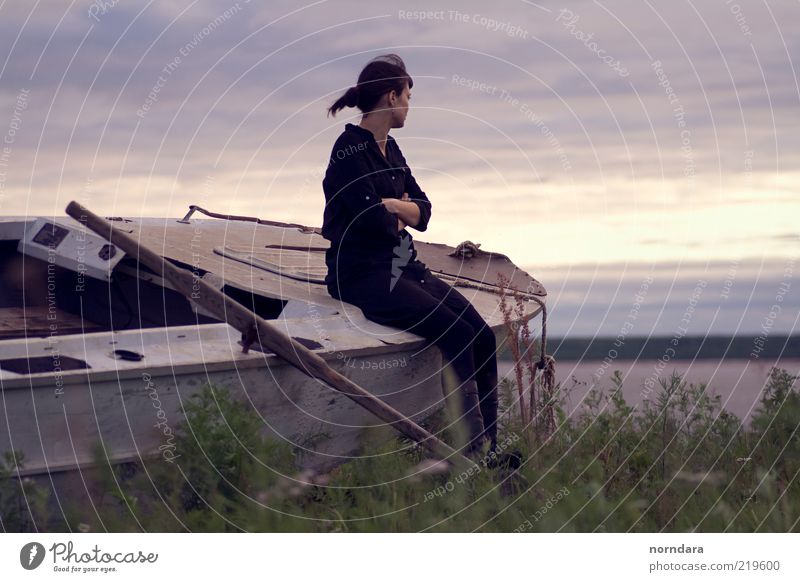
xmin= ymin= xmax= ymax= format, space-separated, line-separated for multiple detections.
xmin=1 ymin=364 xmax=798 ymax=532
xmin=0 ymin=451 xmax=49 ymax=532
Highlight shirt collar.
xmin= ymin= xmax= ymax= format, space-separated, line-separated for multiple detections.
xmin=345 ymin=123 xmax=393 ymax=144
xmin=345 ymin=122 xmax=373 ymax=139
xmin=345 ymin=123 xmax=397 ymax=168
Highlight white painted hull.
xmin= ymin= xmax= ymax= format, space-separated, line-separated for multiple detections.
xmin=0 ymin=322 xmax=453 ymax=476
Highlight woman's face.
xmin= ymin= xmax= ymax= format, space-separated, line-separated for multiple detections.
xmin=390 ymin=83 xmax=411 ymax=127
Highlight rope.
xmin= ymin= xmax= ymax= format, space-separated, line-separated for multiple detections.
xmin=448 ymin=240 xmax=483 ymax=259
xmin=434 ymin=270 xmax=542 ymax=300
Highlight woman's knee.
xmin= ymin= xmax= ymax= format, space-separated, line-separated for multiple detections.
xmin=444 ymin=316 xmax=496 ymax=351
xmin=478 ymin=324 xmax=497 ymax=352
xmin=440 ymin=317 xmax=476 ymax=349
xmin=459 ymin=314 xmax=495 ymax=352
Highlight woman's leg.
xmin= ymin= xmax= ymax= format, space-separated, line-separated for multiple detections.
xmin=334 ymin=266 xmax=489 ymax=451
xmin=412 ymin=269 xmax=500 ymax=449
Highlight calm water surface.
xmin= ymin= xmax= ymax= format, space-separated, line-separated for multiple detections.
xmin=498 ymin=358 xmax=800 ymax=425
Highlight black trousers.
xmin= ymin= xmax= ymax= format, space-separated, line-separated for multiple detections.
xmin=328 ymin=260 xmax=499 ymax=447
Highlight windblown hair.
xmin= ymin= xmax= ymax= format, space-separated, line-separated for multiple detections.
xmin=327 ymin=53 xmax=413 ymax=118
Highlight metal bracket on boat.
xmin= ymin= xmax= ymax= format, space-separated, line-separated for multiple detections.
xmin=176 ymin=206 xmax=198 ymax=224
xmin=240 ymin=323 xmax=259 ymax=354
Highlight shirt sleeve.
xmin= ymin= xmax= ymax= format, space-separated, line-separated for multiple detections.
xmin=395 ymin=147 xmax=432 ymax=232
xmin=325 ymin=143 xmax=399 ymax=241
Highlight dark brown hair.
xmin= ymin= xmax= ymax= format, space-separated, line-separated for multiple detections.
xmin=327 ymin=53 xmax=413 ymax=118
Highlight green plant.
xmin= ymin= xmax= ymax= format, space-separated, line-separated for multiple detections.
xmin=0 ymin=451 xmax=49 ymax=532
xmin=16 ymin=367 xmax=800 ymax=533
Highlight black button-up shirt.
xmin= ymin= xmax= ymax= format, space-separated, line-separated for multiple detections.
xmin=322 ymin=122 xmax=432 ymax=288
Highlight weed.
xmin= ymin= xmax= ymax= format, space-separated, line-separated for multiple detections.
xmin=3 ymin=368 xmax=798 ymax=532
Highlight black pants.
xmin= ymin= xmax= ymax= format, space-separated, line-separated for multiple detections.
xmin=328 ymin=260 xmax=499 ymax=447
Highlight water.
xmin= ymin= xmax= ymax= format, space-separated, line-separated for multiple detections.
xmin=498 ymin=358 xmax=800 ymax=425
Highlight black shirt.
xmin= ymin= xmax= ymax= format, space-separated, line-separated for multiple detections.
xmin=321 ymin=122 xmax=432 ymax=289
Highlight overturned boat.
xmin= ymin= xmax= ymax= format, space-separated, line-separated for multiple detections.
xmin=0 ymin=206 xmax=547 ymax=479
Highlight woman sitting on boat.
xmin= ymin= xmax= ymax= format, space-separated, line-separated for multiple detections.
xmin=321 ymin=54 xmax=499 ymax=458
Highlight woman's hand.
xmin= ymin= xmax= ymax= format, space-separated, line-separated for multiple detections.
xmin=382 ymin=192 xmax=411 ymax=213
xmin=384 ymin=193 xmax=410 ymax=232
xmin=381 ymin=198 xmax=398 ymax=214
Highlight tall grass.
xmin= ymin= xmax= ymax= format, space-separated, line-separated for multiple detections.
xmin=3 ymin=364 xmax=798 ymax=532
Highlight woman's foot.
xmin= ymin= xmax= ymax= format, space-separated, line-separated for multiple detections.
xmin=486 ymin=446 xmax=524 ymax=471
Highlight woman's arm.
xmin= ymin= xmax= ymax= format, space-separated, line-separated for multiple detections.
xmin=396 ymin=197 xmax=407 ymax=231
xmin=382 ymin=194 xmax=419 ymax=228
xmin=324 ymin=138 xmax=401 ymax=241
xmin=394 ymin=146 xmax=432 ymax=231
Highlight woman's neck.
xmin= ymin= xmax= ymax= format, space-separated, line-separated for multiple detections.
xmin=358 ymin=116 xmax=391 ymax=147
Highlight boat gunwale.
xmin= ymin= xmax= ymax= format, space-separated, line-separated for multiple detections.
xmin=0 ymin=300 xmax=543 ymax=390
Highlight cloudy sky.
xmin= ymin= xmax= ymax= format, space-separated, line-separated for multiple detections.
xmin=0 ymin=0 xmax=797 ymax=336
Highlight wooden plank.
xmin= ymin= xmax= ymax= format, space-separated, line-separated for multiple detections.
xmin=0 ymin=307 xmax=104 ymax=339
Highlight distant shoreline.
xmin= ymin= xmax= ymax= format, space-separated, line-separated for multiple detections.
xmin=498 ymin=335 xmax=800 ymax=361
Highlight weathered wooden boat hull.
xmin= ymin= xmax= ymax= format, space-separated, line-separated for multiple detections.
xmin=0 ymin=324 xmax=450 ymax=477
xmin=0 ymin=214 xmax=546 ymax=480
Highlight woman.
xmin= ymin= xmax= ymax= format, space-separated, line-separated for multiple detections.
xmin=321 ymin=54 xmax=499 ymax=458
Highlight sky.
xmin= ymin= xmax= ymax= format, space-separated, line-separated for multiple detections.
xmin=0 ymin=0 xmax=797 ymax=337
xmin=539 ymin=255 xmax=798 ymax=337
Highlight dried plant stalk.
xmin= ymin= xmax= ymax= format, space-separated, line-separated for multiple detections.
xmin=498 ymin=273 xmax=527 ymax=426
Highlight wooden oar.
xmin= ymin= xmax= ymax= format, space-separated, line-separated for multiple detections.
xmin=65 ymin=201 xmax=474 ymax=472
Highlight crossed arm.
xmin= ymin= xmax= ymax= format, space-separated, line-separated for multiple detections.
xmin=330 ymin=139 xmax=431 ymax=236
xmin=381 ymin=192 xmax=421 ymax=231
